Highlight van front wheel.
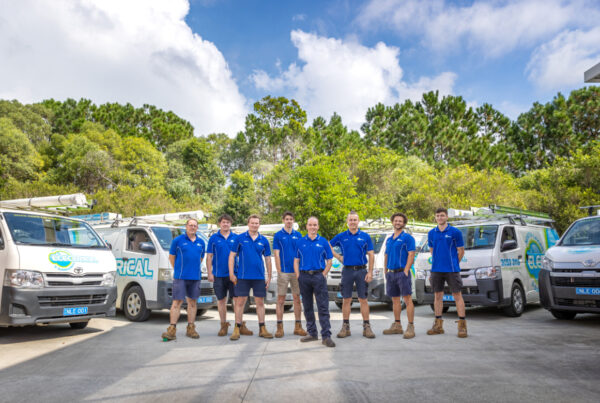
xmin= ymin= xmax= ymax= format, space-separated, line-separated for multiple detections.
xmin=550 ymin=309 xmax=577 ymax=320
xmin=123 ymin=285 xmax=151 ymax=322
xmin=69 ymin=321 xmax=89 ymax=330
xmin=503 ymin=283 xmax=524 ymax=317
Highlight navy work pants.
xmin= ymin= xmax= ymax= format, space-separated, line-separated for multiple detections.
xmin=299 ymin=272 xmax=331 ymax=339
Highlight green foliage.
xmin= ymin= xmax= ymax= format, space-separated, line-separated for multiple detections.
xmin=0 ymin=118 xmax=43 ymax=184
xmin=220 ymin=170 xmax=259 ymax=225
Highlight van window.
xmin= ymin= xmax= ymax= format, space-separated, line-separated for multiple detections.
xmin=458 ymin=225 xmax=498 ymax=250
xmin=561 ymin=218 xmax=600 ymax=246
xmin=152 ymin=226 xmax=185 ymax=251
xmin=500 ymin=227 xmax=518 ymax=250
xmin=370 ymin=233 xmax=387 ymax=254
xmin=0 ymin=228 xmax=4 ymax=249
xmin=127 ymin=229 xmax=153 ymax=253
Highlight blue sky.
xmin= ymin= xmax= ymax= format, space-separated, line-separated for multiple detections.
xmin=1 ymin=0 xmax=599 ymax=135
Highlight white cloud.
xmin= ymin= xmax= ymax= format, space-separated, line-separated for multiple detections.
xmin=358 ymin=0 xmax=600 ymax=58
xmin=0 ymin=0 xmax=247 ymax=136
xmin=251 ymin=30 xmax=456 ymax=130
xmin=526 ymin=27 xmax=600 ymax=90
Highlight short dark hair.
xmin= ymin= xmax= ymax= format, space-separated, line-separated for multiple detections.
xmin=247 ymin=214 xmax=261 ymax=223
xmin=390 ymin=212 xmax=407 ymax=224
xmin=218 ymin=214 xmax=233 ymax=224
xmin=435 ymin=207 xmax=448 ymax=215
xmin=282 ymin=211 xmax=294 ymax=220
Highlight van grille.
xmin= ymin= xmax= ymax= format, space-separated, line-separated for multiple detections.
xmin=554 ymin=298 xmax=600 ymax=308
xmin=45 ymin=273 xmax=104 ymax=287
xmin=551 ymin=277 xmax=600 ymax=287
xmin=200 ymin=287 xmax=215 ymax=296
xmin=38 ymin=294 xmax=108 ymax=307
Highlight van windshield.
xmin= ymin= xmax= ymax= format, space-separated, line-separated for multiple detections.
xmin=151 ymin=227 xmax=185 ymax=251
xmin=561 ymin=218 xmax=600 ymax=246
xmin=370 ymin=233 xmax=387 ymax=254
xmin=458 ymin=225 xmax=498 ymax=250
xmin=3 ymin=212 xmax=105 ymax=248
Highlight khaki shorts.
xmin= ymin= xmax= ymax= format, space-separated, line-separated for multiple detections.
xmin=277 ymin=272 xmax=300 ymax=296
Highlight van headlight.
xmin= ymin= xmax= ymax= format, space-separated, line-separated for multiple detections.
xmin=416 ymin=270 xmax=428 ymax=280
xmin=101 ymin=271 xmax=116 ymax=286
xmin=542 ymin=257 xmax=554 ymax=271
xmin=475 ymin=266 xmax=501 ymax=280
xmin=158 ymin=268 xmax=173 ymax=281
xmin=4 ymin=269 xmax=44 ymax=288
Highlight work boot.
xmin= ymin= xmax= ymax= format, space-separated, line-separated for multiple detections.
xmin=293 ymin=322 xmax=308 ymax=336
xmin=240 ymin=321 xmax=253 ymax=336
xmin=161 ymin=325 xmax=176 ymax=341
xmin=230 ymin=324 xmax=240 ymax=341
xmin=403 ymin=323 xmax=415 ymax=339
xmin=300 ymin=334 xmax=318 ymax=342
xmin=322 ymin=338 xmax=336 ymax=348
xmin=363 ymin=323 xmax=376 ymax=339
xmin=337 ymin=323 xmax=351 ymax=338
xmin=259 ymin=325 xmax=273 ymax=339
xmin=186 ymin=323 xmax=199 ymax=339
xmin=457 ymin=319 xmax=468 ymax=338
xmin=426 ymin=318 xmax=445 ymax=335
xmin=218 ymin=322 xmax=230 ymax=337
xmin=382 ymin=322 xmax=404 ymax=335
xmin=275 ymin=322 xmax=284 ymax=338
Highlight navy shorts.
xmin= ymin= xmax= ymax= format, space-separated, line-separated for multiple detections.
xmin=341 ymin=268 xmax=368 ymax=299
xmin=386 ymin=271 xmax=412 ymax=297
xmin=172 ymin=279 xmax=201 ymax=300
xmin=214 ymin=276 xmax=236 ymax=300
xmin=235 ymin=279 xmax=267 ymax=298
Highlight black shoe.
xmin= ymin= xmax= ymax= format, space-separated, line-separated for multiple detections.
xmin=322 ymin=338 xmax=336 ymax=348
xmin=300 ymin=335 xmax=319 ymax=342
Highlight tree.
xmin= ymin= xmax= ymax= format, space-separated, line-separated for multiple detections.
xmin=220 ymin=170 xmax=259 ymax=225
xmin=0 ymin=118 xmax=43 ymax=185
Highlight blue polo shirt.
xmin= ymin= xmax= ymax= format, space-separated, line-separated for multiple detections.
xmin=428 ymin=225 xmax=464 ymax=273
xmin=207 ymin=231 xmax=238 ymax=277
xmin=295 ymin=234 xmax=333 ymax=271
xmin=385 ymin=231 xmax=416 ymax=269
xmin=330 ymin=229 xmax=374 ymax=266
xmin=273 ymin=228 xmax=302 ymax=273
xmin=169 ymin=233 xmax=206 ymax=280
xmin=231 ymin=231 xmax=271 ymax=280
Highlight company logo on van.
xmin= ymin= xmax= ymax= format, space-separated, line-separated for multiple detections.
xmin=49 ymin=250 xmax=73 ymax=270
xmin=525 ymin=233 xmax=544 ymax=285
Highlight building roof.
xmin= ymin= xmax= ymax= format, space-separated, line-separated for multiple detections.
xmin=584 ymin=62 xmax=600 ymax=83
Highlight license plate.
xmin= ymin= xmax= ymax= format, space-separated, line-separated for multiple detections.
xmin=197 ymin=296 xmax=213 ymax=303
xmin=575 ymin=287 xmax=600 ymax=296
xmin=63 ymin=306 xmax=88 ymax=316
xmin=337 ymin=292 xmax=342 ymax=298
xmin=443 ymin=295 xmax=455 ymax=302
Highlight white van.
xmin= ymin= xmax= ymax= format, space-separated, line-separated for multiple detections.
xmin=83 ymin=212 xmax=217 ymax=321
xmin=540 ymin=213 xmax=600 ymax=319
xmin=415 ymin=209 xmax=559 ymax=316
xmin=0 ymin=195 xmax=117 ymax=329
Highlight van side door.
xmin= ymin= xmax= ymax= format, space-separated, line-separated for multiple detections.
xmin=120 ymin=228 xmax=159 ymax=303
xmin=498 ymin=226 xmax=522 ymax=302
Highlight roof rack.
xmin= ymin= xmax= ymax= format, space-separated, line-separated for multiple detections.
xmin=448 ymin=205 xmax=554 ymax=227
xmin=74 ymin=210 xmax=205 ymax=227
xmin=0 ymin=193 xmax=94 ymax=213
xmin=579 ymin=205 xmax=600 ymax=216
xmin=229 ymin=223 xmax=299 ymax=235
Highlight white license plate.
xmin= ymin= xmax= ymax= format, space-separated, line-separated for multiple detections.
xmin=63 ymin=306 xmax=88 ymax=316
xmin=575 ymin=287 xmax=600 ymax=296
xmin=443 ymin=295 xmax=455 ymax=302
xmin=197 ymin=296 xmax=213 ymax=303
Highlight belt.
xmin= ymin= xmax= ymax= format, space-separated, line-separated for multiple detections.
xmin=344 ymin=265 xmax=366 ymax=270
xmin=388 ymin=269 xmax=404 ymax=273
xmin=301 ymin=270 xmax=324 ymax=275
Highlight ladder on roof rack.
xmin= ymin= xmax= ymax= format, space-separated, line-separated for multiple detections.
xmin=73 ymin=210 xmax=205 ymax=227
xmin=0 ymin=194 xmax=93 ymax=213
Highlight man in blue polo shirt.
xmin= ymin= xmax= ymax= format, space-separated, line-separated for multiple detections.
xmin=383 ymin=212 xmax=416 ymax=338
xmin=228 ymin=214 xmax=274 ymax=340
xmin=161 ymin=218 xmax=206 ymax=341
xmin=272 ymin=211 xmax=307 ymax=338
xmin=427 ymin=207 xmax=467 ymax=338
xmin=330 ymin=211 xmax=376 ymax=339
xmin=294 ymin=216 xmax=335 ymax=348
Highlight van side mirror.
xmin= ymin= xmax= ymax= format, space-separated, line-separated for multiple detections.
xmin=139 ymin=242 xmax=156 ymax=254
xmin=501 ymin=239 xmax=518 ymax=252
xmin=105 ymin=242 xmax=112 ymax=250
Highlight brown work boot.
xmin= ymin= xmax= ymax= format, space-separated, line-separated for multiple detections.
xmin=403 ymin=323 xmax=415 ymax=339
xmin=363 ymin=323 xmax=376 ymax=339
xmin=293 ymin=321 xmax=308 ymax=336
xmin=230 ymin=324 xmax=240 ymax=341
xmin=322 ymin=338 xmax=336 ymax=348
xmin=457 ymin=319 xmax=468 ymax=338
xmin=161 ymin=324 xmax=176 ymax=341
xmin=240 ymin=321 xmax=253 ymax=336
xmin=275 ymin=322 xmax=284 ymax=338
xmin=382 ymin=322 xmax=403 ymax=335
xmin=337 ymin=323 xmax=351 ymax=338
xmin=218 ymin=322 xmax=230 ymax=337
xmin=186 ymin=323 xmax=199 ymax=339
xmin=259 ymin=325 xmax=273 ymax=339
xmin=426 ymin=318 xmax=445 ymax=335
xmin=300 ymin=334 xmax=318 ymax=342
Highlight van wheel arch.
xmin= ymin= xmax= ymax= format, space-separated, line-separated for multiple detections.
xmin=122 ymin=283 xmax=151 ymax=322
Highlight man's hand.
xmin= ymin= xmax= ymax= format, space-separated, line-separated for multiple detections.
xmin=265 ymin=275 xmax=271 ymax=289
xmin=404 ymin=268 xmax=410 ymax=276
xmin=230 ymin=273 xmax=237 ymax=285
xmin=208 ymin=273 xmax=215 ymax=282
xmin=365 ymin=271 xmax=373 ymax=283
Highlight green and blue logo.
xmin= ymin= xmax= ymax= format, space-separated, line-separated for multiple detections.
xmin=49 ymin=250 xmax=73 ymax=271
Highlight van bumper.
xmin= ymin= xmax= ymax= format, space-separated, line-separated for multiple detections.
xmin=332 ymin=278 xmax=389 ymax=304
xmin=148 ymin=280 xmax=217 ymax=310
xmin=0 ymin=285 xmax=117 ymax=327
xmin=415 ymin=278 xmax=507 ymax=307
xmin=539 ymin=269 xmax=600 ymax=313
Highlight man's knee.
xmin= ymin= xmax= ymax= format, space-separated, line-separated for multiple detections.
xmin=255 ymin=297 xmax=264 ymax=306
xmin=186 ymin=298 xmax=197 ymax=308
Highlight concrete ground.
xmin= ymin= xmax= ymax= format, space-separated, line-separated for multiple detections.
xmin=1 ymin=303 xmax=599 ymax=403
